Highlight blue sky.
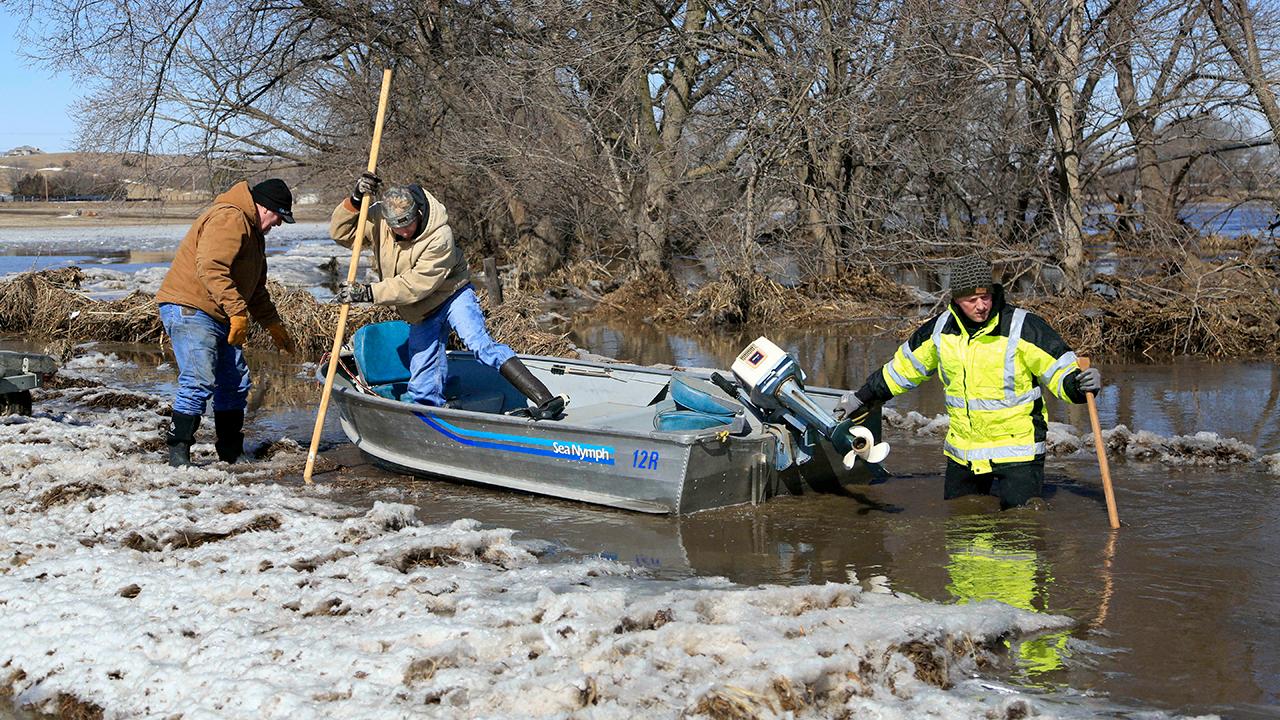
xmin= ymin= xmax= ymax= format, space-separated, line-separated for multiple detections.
xmin=0 ymin=11 xmax=81 ymax=152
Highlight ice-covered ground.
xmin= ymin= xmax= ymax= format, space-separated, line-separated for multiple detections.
xmin=0 ymin=221 xmax=330 ymax=256
xmin=0 ymin=221 xmax=358 ymax=300
xmin=1 ymin=355 xmax=1184 ymax=720
xmin=77 ymin=236 xmax=358 ymax=300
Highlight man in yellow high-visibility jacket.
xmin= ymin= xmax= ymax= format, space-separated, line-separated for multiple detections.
xmin=836 ymin=255 xmax=1102 ymax=508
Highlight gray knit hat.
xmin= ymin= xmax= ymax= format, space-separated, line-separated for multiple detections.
xmin=949 ymin=254 xmax=995 ymax=298
xmin=377 ymin=186 xmax=421 ymax=230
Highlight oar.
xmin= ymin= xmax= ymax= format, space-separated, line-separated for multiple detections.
xmin=1079 ymin=357 xmax=1120 ymax=529
xmin=303 ymin=68 xmax=393 ymax=484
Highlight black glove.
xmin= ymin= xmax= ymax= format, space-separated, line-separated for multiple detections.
xmin=833 ymin=391 xmax=866 ymax=421
xmin=350 ymin=171 xmax=381 ymax=206
xmin=334 ymin=281 xmax=373 ymax=305
xmin=1076 ymin=367 xmax=1102 ymax=394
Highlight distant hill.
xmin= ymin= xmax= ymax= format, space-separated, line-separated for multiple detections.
xmin=0 ymin=152 xmax=327 ymax=205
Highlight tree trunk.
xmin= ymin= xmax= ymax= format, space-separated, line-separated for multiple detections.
xmin=1111 ymin=0 xmax=1175 ymax=235
xmin=1205 ymin=0 xmax=1280 ymax=145
xmin=1047 ymin=0 xmax=1088 ymax=294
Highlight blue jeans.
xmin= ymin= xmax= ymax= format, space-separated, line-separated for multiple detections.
xmin=159 ymin=303 xmax=251 ymax=416
xmin=406 ymin=285 xmax=515 ymax=406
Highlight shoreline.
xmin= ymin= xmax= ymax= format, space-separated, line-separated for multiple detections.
xmin=0 ymin=201 xmax=332 ymax=228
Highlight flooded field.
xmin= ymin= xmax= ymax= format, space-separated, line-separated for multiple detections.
xmin=8 ymin=318 xmax=1275 ymax=718
xmin=1 ymin=218 xmax=1277 ymax=717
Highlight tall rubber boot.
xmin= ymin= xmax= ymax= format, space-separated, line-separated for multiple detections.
xmin=167 ymin=412 xmax=201 ymax=467
xmin=499 ymin=358 xmax=567 ymax=420
xmin=214 ymin=409 xmax=249 ymax=463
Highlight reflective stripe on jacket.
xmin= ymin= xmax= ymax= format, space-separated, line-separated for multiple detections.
xmin=868 ymin=301 xmax=1082 ymax=474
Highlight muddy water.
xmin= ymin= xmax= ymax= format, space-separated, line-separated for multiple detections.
xmin=556 ymin=322 xmax=1280 ymax=718
xmin=7 ymin=325 xmax=1279 ymax=718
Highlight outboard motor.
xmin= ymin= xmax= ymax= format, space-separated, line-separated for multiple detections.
xmin=726 ymin=337 xmax=889 ymax=468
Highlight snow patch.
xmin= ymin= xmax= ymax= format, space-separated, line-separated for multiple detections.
xmin=0 ymin=382 xmax=1110 ymax=719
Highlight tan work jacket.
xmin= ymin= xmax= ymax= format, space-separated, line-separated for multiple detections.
xmin=329 ymin=186 xmax=471 ymax=323
xmin=155 ymin=181 xmax=280 ymax=327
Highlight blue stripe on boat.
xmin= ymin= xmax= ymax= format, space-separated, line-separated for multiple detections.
xmin=415 ymin=412 xmax=616 ymax=465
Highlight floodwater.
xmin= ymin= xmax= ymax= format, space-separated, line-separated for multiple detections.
xmin=0 ymin=220 xmax=326 ymax=277
xmin=2 ymin=210 xmax=1278 ymax=717
xmin=14 ymin=319 xmax=1277 ymax=719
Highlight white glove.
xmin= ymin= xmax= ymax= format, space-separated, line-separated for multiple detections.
xmin=1077 ymin=367 xmax=1102 ymax=394
xmin=834 ymin=391 xmax=866 ymax=420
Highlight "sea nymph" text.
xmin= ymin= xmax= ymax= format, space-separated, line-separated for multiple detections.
xmin=551 ymin=441 xmax=613 ymax=463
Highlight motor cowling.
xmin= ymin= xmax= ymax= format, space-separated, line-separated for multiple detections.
xmin=730 ymin=337 xmax=889 ymax=468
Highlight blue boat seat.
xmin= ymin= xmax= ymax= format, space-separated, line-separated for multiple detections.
xmin=669 ymin=373 xmax=741 ymax=416
xmin=351 ymin=320 xmax=508 ymax=411
xmin=352 ymin=321 xmax=413 ymax=394
xmin=654 ymin=372 xmax=741 ymax=432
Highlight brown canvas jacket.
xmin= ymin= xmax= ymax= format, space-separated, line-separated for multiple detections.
xmin=155 ymin=181 xmax=280 ymax=327
xmin=329 ymin=186 xmax=471 ymax=323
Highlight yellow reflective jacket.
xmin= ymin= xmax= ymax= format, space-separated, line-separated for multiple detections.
xmin=860 ymin=288 xmax=1086 ymax=473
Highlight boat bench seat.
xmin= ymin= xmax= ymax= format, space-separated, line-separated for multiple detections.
xmin=564 ymin=400 xmax=745 ymax=435
xmin=366 ymin=381 xmax=505 ymax=412
xmin=563 ymin=402 xmax=659 ymax=432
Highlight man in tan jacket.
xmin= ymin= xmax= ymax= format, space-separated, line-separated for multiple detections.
xmin=331 ymin=177 xmax=565 ymax=418
xmin=156 ymin=178 xmax=297 ymax=467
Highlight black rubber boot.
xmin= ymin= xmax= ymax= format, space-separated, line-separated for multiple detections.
xmin=214 ymin=409 xmax=248 ymax=463
xmin=167 ymin=412 xmax=201 ymax=467
xmin=499 ymin=358 xmax=567 ymax=420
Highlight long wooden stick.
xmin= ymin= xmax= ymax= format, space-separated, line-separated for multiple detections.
xmin=1079 ymin=357 xmax=1120 ymax=529
xmin=303 ymin=68 xmax=393 ymax=484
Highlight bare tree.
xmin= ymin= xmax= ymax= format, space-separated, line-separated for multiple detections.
xmin=1203 ymin=0 xmax=1280 ymax=143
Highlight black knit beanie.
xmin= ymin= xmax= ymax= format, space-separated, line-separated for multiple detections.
xmin=949 ymin=254 xmax=995 ymax=298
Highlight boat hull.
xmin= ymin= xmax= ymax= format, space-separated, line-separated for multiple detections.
xmin=327 ymin=352 xmax=881 ymax=514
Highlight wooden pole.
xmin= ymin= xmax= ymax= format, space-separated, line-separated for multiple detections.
xmin=303 ymin=68 xmax=393 ymax=484
xmin=1079 ymin=357 xmax=1120 ymax=529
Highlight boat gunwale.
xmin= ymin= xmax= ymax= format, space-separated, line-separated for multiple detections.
xmin=328 ymin=350 xmax=805 ymax=446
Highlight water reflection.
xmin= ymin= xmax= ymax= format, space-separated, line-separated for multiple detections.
xmin=943 ymin=514 xmax=1070 ymax=681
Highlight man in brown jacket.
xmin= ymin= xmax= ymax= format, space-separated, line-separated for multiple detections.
xmin=156 ymin=178 xmax=297 ymax=467
xmin=331 ymin=176 xmax=565 ymax=418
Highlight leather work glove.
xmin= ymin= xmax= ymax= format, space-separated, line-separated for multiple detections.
xmin=227 ymin=314 xmax=250 ymax=346
xmin=833 ymin=391 xmax=866 ymax=421
xmin=334 ymin=281 xmax=373 ymax=305
xmin=267 ymin=321 xmax=296 ymax=354
xmin=1076 ymin=367 xmax=1102 ymax=394
xmin=350 ymin=171 xmax=382 ymax=207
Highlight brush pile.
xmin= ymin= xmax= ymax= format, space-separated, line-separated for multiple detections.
xmin=1025 ymin=255 xmax=1280 ymax=358
xmin=0 ymin=269 xmax=577 ymax=359
xmin=598 ymin=264 xmax=914 ymax=328
xmin=584 ymin=253 xmax=1280 ymax=360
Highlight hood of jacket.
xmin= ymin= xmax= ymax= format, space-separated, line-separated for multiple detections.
xmin=215 ymin=181 xmax=262 ymax=230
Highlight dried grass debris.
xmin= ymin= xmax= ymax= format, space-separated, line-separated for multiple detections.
xmin=0 ymin=270 xmax=576 ymax=361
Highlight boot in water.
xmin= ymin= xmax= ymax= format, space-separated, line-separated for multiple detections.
xmin=214 ymin=409 xmax=251 ymax=464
